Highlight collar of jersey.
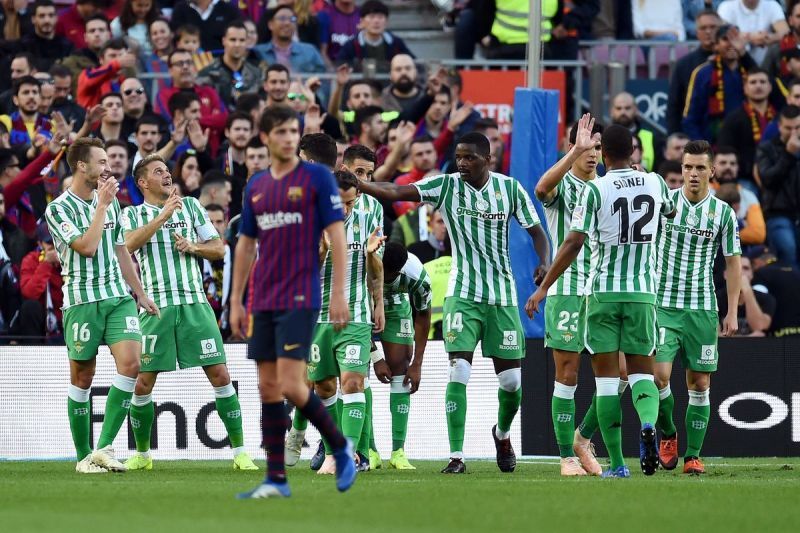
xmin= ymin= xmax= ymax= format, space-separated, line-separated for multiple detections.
xmin=461 ymin=171 xmax=493 ymax=194
xmin=679 ymin=188 xmax=711 ymax=208
xmin=67 ymin=188 xmax=97 ymax=206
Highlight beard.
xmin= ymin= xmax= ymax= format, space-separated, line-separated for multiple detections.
xmin=394 ymin=77 xmax=415 ymax=94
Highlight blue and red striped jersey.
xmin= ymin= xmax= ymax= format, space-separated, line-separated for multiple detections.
xmin=239 ymin=160 xmax=344 ymax=311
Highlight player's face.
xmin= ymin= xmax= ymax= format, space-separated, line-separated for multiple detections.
xmin=342 ymin=157 xmax=375 ymax=182
xmin=208 ymin=210 xmax=227 ymax=238
xmin=227 ymin=119 xmax=253 ymax=150
xmin=246 ymin=146 xmax=270 ymax=177
xmin=574 ymin=140 xmax=600 ymax=175
xmin=107 ymin=146 xmax=129 ymax=176
xmin=339 ymin=186 xmax=359 ymax=217
xmin=83 ymin=147 xmax=111 ymax=187
xmin=681 ymin=153 xmax=713 ymax=195
xmin=13 ymin=83 xmax=41 ymax=115
xmin=455 ymin=144 xmax=489 ymax=182
xmin=262 ymin=118 xmax=300 ymax=163
xmin=141 ymin=161 xmax=173 ymax=200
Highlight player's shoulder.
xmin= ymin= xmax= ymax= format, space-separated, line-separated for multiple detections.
xmin=402 ymin=252 xmax=426 ymax=277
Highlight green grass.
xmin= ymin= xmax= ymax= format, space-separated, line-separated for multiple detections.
xmin=2 ymin=458 xmax=799 ymax=533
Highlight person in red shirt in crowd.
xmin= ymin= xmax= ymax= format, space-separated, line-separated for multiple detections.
xmin=154 ymin=49 xmax=228 ymax=156
xmin=393 ymin=135 xmax=440 ymax=217
xmin=55 ymin=0 xmax=104 ymax=50
xmin=77 ymin=38 xmax=137 ymax=108
xmin=15 ymin=220 xmax=63 ymax=343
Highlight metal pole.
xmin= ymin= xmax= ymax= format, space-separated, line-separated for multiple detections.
xmin=527 ymin=0 xmax=542 ymax=88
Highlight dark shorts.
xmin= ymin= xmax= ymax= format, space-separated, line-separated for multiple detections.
xmin=248 ymin=309 xmax=320 ymax=362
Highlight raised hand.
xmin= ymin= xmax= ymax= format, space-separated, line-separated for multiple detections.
xmin=170 ymin=119 xmax=188 ymax=145
xmin=304 ymin=75 xmax=322 ymax=95
xmin=396 ymin=120 xmax=417 ymax=147
xmin=161 ymin=188 xmax=183 ymax=219
xmin=448 ymin=101 xmax=475 ymax=130
xmin=86 ymin=104 xmax=107 ymax=126
xmin=173 ymin=232 xmax=197 ymax=255
xmin=97 ymin=176 xmax=119 ymax=208
xmin=335 ymin=64 xmax=352 ymax=87
xmin=187 ymin=120 xmax=209 ymax=151
xmin=366 ymin=226 xmax=386 ymax=253
xmin=303 ymin=103 xmax=326 ymax=134
xmin=574 ymin=113 xmax=600 ymax=153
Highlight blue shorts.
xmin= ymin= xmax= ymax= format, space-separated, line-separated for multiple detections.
xmin=248 ymin=309 xmax=320 ymax=362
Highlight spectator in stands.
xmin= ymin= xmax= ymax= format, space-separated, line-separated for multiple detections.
xmin=668 ymin=9 xmax=720 ymax=134
xmin=659 ymin=160 xmax=684 ymax=189
xmin=0 ymin=53 xmax=37 ymax=115
xmin=236 ymin=92 xmax=266 ymax=129
xmin=631 ymin=133 xmax=645 ymax=169
xmin=105 ymin=138 xmax=141 ymax=206
xmin=336 ymin=0 xmax=414 ymax=72
xmin=111 ymin=0 xmax=161 ymax=58
xmin=215 ymin=112 xmax=253 ymax=218
xmin=718 ymin=68 xmax=775 ymax=186
xmin=663 ymin=132 xmax=690 ymax=163
xmin=169 ymin=0 xmax=241 ymax=52
xmin=49 ymin=65 xmax=85 ymax=131
xmin=408 ymin=208 xmax=451 ymax=264
xmin=713 ymin=146 xmax=766 ymax=246
xmin=198 ymin=21 xmax=263 ymax=110
xmin=198 ymin=170 xmax=232 ymax=212
xmin=286 ymin=79 xmax=342 ymax=139
xmin=144 ymin=17 xmax=173 ymax=73
xmin=472 ymin=117 xmax=504 ymax=172
xmin=256 ymin=0 xmax=322 ymax=50
xmin=318 ymin=0 xmax=360 ymax=66
xmin=17 ymin=0 xmax=75 ymax=72
xmin=683 ymin=24 xmax=754 ymax=142
xmin=482 ymin=0 xmax=530 ymax=60
xmin=682 ymin=0 xmax=723 ymax=38
xmin=0 ymin=77 xmax=53 ymax=151
xmin=77 ymin=38 xmax=137 ymax=108
xmin=201 ymin=202 xmax=231 ymax=336
xmin=245 ymin=136 xmax=269 ymax=178
xmin=717 ymin=255 xmax=774 ymax=335
xmin=55 ymin=0 xmax=102 ymax=49
xmin=15 ymin=220 xmax=63 ymax=343
xmin=155 ymin=49 xmax=228 ymax=155
xmin=382 ymin=55 xmax=425 ymax=116
xmin=262 ymin=63 xmax=290 ymax=107
xmin=120 ymin=77 xmax=166 ymax=143
xmin=36 ymin=75 xmax=55 ymax=117
xmin=632 ymin=0 xmax=685 ymax=41
xmin=718 ymin=0 xmax=789 ymax=65
xmin=756 ymin=104 xmax=800 ymax=267
xmin=763 ymin=78 xmax=800 ymax=141
xmin=253 ymin=6 xmax=326 ymax=74
xmin=764 ymin=1 xmax=800 ymax=81
xmin=545 ymin=0 xmax=599 ymax=66
xmin=390 ymin=203 xmax=433 ymax=247
xmin=93 ymin=92 xmax=124 ymax=142
xmin=393 ymin=136 xmax=440 ymax=217
xmin=752 ymin=251 xmax=800 ymax=336
xmin=60 ymin=14 xmax=111 ymax=93
xmin=610 ymin=91 xmax=663 ymax=172
xmin=131 ymin=114 xmax=163 ymax=167
xmin=354 ymin=105 xmax=387 ymax=156
xmin=0 ymin=183 xmax=30 ymax=266
xmin=174 ymin=150 xmax=203 ymax=198
xmin=327 ymin=67 xmax=382 ymax=136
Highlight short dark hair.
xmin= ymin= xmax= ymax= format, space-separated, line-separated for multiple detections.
xmin=473 ymin=117 xmax=499 ymax=132
xmin=100 ymin=91 xmax=122 ymax=105
xmin=168 ymin=90 xmax=200 ymax=115
xmin=299 ymin=133 xmax=337 ymax=169
xmin=236 ymin=92 xmax=265 ymax=115
xmin=246 ymin=136 xmax=266 ymax=151
xmin=335 ymin=169 xmax=359 ymax=190
xmin=12 ymin=52 xmax=35 ymax=71
xmin=382 ymin=242 xmax=408 ymax=274
xmin=135 ymin=114 xmax=162 ymax=133
xmin=225 ymin=20 xmax=248 ymax=36
xmin=259 ymin=105 xmax=298 ymax=135
xmin=226 ymin=111 xmax=253 ymax=131
xmin=0 ymin=148 xmax=17 ymax=176
xmin=715 ymin=145 xmax=737 ymax=158
xmin=600 ymin=124 xmax=633 ymax=161
xmin=201 ymin=169 xmax=229 ymax=191
xmin=683 ymin=139 xmax=714 ymax=162
xmin=174 ymin=24 xmax=200 ymax=42
xmin=268 ymin=5 xmax=295 ymax=20
xmin=266 ymin=63 xmax=290 ymax=79
xmin=168 ymin=48 xmax=192 ymax=67
xmin=343 ymin=144 xmax=376 ymax=165
xmin=657 ymin=160 xmax=682 ymax=177
xmin=780 ymin=104 xmax=800 ymax=120
xmin=85 ymin=13 xmax=110 ymax=29
xmin=31 ymin=0 xmax=56 ymax=17
xmin=133 ymin=154 xmax=167 ymax=184
xmin=456 ymin=132 xmax=491 ymax=156
xmin=100 ymin=37 xmax=128 ymax=57
xmin=789 ymin=78 xmax=800 ymax=92
xmin=345 ymin=79 xmax=377 ymax=101
xmin=568 ymin=120 xmax=604 ymax=145
xmin=205 ymin=203 xmax=225 ymax=215
xmin=67 ymin=137 xmax=105 ymax=172
xmin=354 ymin=105 xmax=383 ymax=135
xmin=13 ymin=75 xmax=41 ymax=96
xmin=104 ymin=138 xmax=129 ymax=152
xmin=49 ymin=64 xmax=72 ymax=79
xmin=695 ymin=8 xmax=720 ymax=21
xmin=410 ymin=134 xmax=435 ymax=148
xmin=746 ymin=66 xmax=769 ymax=78
xmin=360 ymin=0 xmax=389 ymax=17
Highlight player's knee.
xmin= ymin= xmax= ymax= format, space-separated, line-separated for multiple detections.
xmin=314 ymin=379 xmax=337 ymax=399
xmin=206 ymin=365 xmax=231 ymax=388
xmin=555 ymin=364 xmax=578 ymax=386
xmin=688 ymin=372 xmax=710 ymax=391
xmin=340 ymin=374 xmax=364 ymax=394
xmin=135 ymin=378 xmax=154 ymax=396
xmin=117 ymin=357 xmax=140 ymax=379
xmin=654 ymin=375 xmax=669 ymax=390
xmin=497 ymin=368 xmax=521 ymax=392
xmin=448 ymin=357 xmax=472 ymax=385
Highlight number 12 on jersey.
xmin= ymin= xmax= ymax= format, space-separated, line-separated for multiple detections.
xmin=612 ymin=195 xmax=655 ymax=244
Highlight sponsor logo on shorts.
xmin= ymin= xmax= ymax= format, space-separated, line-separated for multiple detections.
xmin=200 ymin=338 xmax=221 ymax=359
xmin=698 ymin=344 xmax=716 ymax=365
xmin=397 ymin=319 xmax=413 ymax=338
xmin=500 ymin=330 xmax=519 ymax=350
xmin=125 ymin=316 xmax=140 ymax=334
xmin=343 ymin=345 xmax=364 ymax=366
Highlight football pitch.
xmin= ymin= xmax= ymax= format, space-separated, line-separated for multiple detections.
xmin=2 ymin=458 xmax=798 ymax=533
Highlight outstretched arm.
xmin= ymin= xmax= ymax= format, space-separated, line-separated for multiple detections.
xmin=357 ymin=179 xmax=421 ymax=203
xmin=525 ymin=230 xmax=586 ymax=317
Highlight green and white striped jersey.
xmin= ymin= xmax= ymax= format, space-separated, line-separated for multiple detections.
xmin=121 ymin=197 xmax=219 ymax=308
xmin=384 ymin=252 xmax=432 ymax=311
xmin=414 ymin=172 xmax=540 ymax=306
xmin=319 ymin=205 xmax=381 ymax=324
xmin=45 ymin=190 xmax=129 ymax=308
xmin=542 ymin=172 xmax=593 ymax=296
xmin=570 ymin=168 xmax=675 ymax=303
xmin=355 ymin=193 xmax=383 ymax=226
xmin=657 ymin=189 xmax=741 ymax=310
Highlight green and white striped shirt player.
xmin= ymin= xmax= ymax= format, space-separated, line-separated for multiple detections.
xmin=384 ymin=252 xmax=432 ymax=310
xmin=542 ymin=172 xmax=593 ymax=296
xmin=657 ymin=189 xmax=741 ymax=310
xmin=570 ymin=168 xmax=675 ymax=303
xmin=355 ymin=192 xmax=383 ymax=225
xmin=45 ymin=190 xmax=129 ymax=308
xmin=319 ymin=205 xmax=381 ymax=324
xmin=121 ymin=197 xmax=219 ymax=308
xmin=414 ymin=172 xmax=540 ymax=306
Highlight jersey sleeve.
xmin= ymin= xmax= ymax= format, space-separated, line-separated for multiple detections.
xmin=45 ymin=201 xmax=82 ymax=246
xmin=121 ymin=205 xmax=138 ymax=233
xmin=315 ymin=167 xmax=345 ymax=228
xmin=238 ymin=178 xmax=259 ymax=238
xmin=189 ymin=198 xmax=219 ymax=241
xmin=513 ymin=181 xmax=541 ymax=228
xmin=406 ymin=255 xmax=432 ymax=311
xmin=657 ymin=174 xmax=676 ymax=215
xmin=570 ymin=181 xmax=599 ymax=234
xmin=540 ymin=179 xmax=563 ymax=209
xmin=720 ymin=204 xmax=742 ymax=257
xmin=112 ymin=199 xmax=125 ymax=246
xmin=412 ymin=174 xmax=446 ymax=209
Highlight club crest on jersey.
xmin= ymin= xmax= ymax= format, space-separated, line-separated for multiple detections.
xmin=141 ymin=355 xmax=152 ymax=366
xmin=562 ymin=331 xmax=575 ymax=343
xmin=287 ymin=186 xmax=303 ymax=201
xmin=495 ymin=191 xmax=503 ymax=200
xmin=475 ymin=198 xmax=489 ymax=212
xmin=685 ymin=212 xmax=700 ymax=226
xmin=445 ymin=331 xmax=457 ymax=343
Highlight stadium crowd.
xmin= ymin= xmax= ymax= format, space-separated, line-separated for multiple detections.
xmin=0 ymin=0 xmax=800 ymax=345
